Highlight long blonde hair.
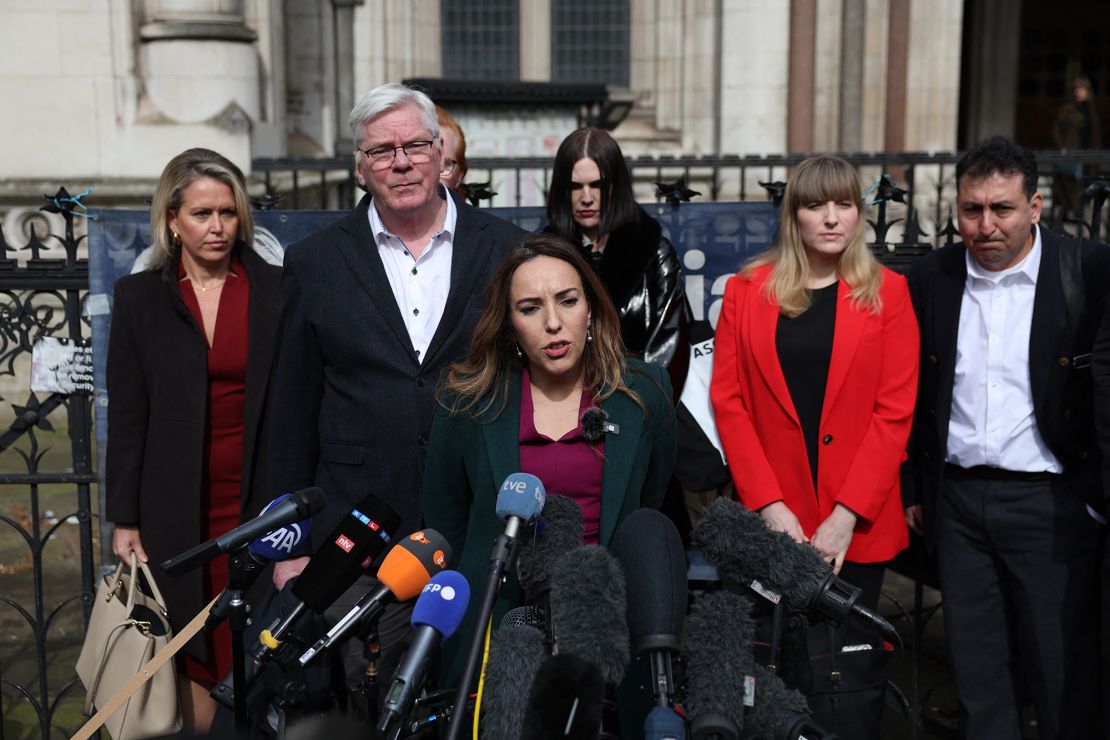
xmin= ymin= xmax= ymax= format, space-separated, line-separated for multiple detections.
xmin=439 ymin=234 xmax=639 ymax=419
xmin=747 ymin=155 xmax=882 ymax=317
xmin=149 ymin=148 xmax=254 ymax=269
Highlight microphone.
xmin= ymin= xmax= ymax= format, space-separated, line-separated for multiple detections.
xmin=692 ymin=499 xmax=899 ymax=642
xmin=520 ymin=653 xmax=605 ymax=740
xmin=549 ymin=544 xmax=630 ymax=686
xmin=581 ymin=407 xmax=620 ymax=441
xmin=377 ymin=570 xmax=471 ymax=740
xmin=445 ymin=473 xmax=546 ymax=740
xmin=253 ymin=492 xmax=401 ymax=661
xmin=206 ymin=494 xmax=314 ymax=629
xmin=298 ymin=528 xmax=451 ymax=666
xmin=515 ymin=493 xmax=584 ymax=646
xmin=685 ymin=589 xmax=756 ymax=740
xmin=611 ymin=509 xmax=686 ymax=704
xmin=745 ymin=664 xmax=837 ymax=740
xmin=162 ymin=486 xmax=326 ymax=575
xmin=479 ymin=624 xmax=548 ymax=740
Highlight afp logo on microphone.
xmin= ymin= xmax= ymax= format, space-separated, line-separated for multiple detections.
xmin=423 ymin=580 xmax=460 ymax=600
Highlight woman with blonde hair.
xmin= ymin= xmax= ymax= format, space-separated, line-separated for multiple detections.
xmin=106 ymin=147 xmax=282 ymax=732
xmin=710 ymin=155 xmax=918 ymax=735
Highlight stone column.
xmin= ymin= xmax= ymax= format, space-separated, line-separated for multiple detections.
xmin=520 ymin=0 xmax=551 ymax=81
xmin=139 ymin=0 xmax=260 ymax=127
xmin=788 ymin=0 xmax=816 ymax=153
xmin=838 ymin=0 xmax=865 ymax=151
xmin=333 ymin=0 xmax=364 ymax=154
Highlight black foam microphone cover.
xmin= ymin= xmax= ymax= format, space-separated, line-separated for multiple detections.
xmin=549 ymin=544 xmax=630 ymax=685
xmin=685 ymin=589 xmax=755 ymax=737
xmin=611 ymin=507 xmax=687 ymax=653
xmin=479 ymin=624 xmax=548 ymax=740
xmin=521 ymin=654 xmax=605 ymax=740
xmin=516 ymin=493 xmax=584 ymax=600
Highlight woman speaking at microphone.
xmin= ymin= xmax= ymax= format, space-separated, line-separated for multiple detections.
xmin=421 ymin=234 xmax=677 ymax=682
xmin=105 ymin=148 xmax=282 ymax=732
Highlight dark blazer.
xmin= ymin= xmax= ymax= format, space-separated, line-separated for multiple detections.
xmin=267 ymin=190 xmax=525 ymax=542
xmin=421 ymin=359 xmax=677 ymax=682
xmin=105 ymin=247 xmax=282 ymax=659
xmin=906 ymin=226 xmax=1110 ymax=541
xmin=710 ymin=263 xmax=918 ymax=562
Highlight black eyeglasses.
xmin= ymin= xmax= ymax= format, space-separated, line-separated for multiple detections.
xmin=360 ymin=140 xmax=436 ymax=170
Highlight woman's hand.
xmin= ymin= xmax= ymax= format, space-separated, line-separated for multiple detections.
xmin=113 ymin=524 xmax=149 ymax=563
xmin=811 ymin=504 xmax=858 ymax=575
xmin=758 ymin=501 xmax=808 ymax=544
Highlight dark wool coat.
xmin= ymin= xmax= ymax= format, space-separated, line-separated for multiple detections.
xmin=105 ymin=247 xmax=282 ymax=661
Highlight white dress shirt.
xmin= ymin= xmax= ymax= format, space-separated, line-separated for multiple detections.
xmin=946 ymin=227 xmax=1062 ymax=473
xmin=368 ymin=188 xmax=457 ymax=364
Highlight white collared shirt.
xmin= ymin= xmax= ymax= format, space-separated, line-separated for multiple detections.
xmin=946 ymin=226 xmax=1062 ymax=473
xmin=368 ymin=188 xmax=457 ymax=363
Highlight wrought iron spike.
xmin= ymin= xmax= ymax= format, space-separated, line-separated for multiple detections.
xmin=759 ymin=180 xmax=787 ymax=208
xmin=654 ymin=174 xmax=701 ymax=209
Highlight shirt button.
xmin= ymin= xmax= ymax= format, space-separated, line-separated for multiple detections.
xmin=417 ymin=434 xmax=428 ymax=446
xmin=822 ymin=434 xmax=833 ymax=445
xmin=413 ymin=308 xmax=420 ymax=316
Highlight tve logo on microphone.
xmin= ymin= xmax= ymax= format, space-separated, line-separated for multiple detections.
xmin=501 ymin=475 xmax=544 ymax=506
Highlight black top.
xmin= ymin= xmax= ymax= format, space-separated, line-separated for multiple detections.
xmin=776 ymin=282 xmax=838 ymax=487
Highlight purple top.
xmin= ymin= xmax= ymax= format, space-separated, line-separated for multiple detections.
xmin=518 ymin=367 xmax=605 ymax=544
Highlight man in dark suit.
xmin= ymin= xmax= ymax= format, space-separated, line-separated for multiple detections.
xmin=265 ymin=83 xmax=524 ymax=697
xmin=905 ymin=136 xmax=1109 ymax=739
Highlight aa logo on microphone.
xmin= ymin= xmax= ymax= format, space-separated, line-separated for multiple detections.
xmin=335 ymin=534 xmax=356 ymax=553
xmin=257 ymin=524 xmax=302 ymax=554
xmin=424 ymin=582 xmax=458 ymax=600
xmin=409 ymin=531 xmax=431 ymax=545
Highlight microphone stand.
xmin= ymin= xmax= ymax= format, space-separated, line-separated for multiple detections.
xmin=207 ymin=546 xmax=260 ymax=735
xmin=356 ymin=623 xmax=382 ymax=727
xmin=443 ymin=531 xmax=520 ymax=740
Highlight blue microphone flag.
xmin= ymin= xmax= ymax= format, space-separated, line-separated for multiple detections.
xmin=412 ymin=570 xmax=471 ymax=639
xmin=495 ymin=472 xmax=546 ymax=523
xmin=247 ymin=493 xmax=312 ymax=561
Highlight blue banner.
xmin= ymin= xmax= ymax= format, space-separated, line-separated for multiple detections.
xmin=86 ymin=201 xmax=778 ymax=449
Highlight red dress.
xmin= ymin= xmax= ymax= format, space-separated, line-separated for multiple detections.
xmin=178 ymin=258 xmax=250 ymax=684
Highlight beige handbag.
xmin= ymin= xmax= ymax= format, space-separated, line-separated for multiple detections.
xmin=75 ymin=553 xmax=182 ymax=739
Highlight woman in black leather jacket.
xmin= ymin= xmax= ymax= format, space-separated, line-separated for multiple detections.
xmin=545 ymin=127 xmax=690 ymax=396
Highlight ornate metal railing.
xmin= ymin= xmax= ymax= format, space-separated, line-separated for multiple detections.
xmin=0 ymin=189 xmax=97 ymax=739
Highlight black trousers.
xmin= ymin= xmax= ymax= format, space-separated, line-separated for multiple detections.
xmin=936 ymin=470 xmax=1102 ymax=739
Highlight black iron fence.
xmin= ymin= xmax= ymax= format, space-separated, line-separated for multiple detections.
xmin=253 ymin=149 xmax=1110 ymax=244
xmin=3 ymin=152 xmax=1110 ymax=737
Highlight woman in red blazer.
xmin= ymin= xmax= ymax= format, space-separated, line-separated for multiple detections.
xmin=710 ymin=155 xmax=918 ymax=603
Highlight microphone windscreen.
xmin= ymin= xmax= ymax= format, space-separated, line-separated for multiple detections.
xmin=376 ymin=529 xmax=451 ymax=601
xmin=744 ymin=663 xmax=814 ymax=740
xmin=480 ymin=624 xmax=547 ymax=740
xmin=500 ymin=605 xmax=545 ymax=630
xmin=691 ymin=498 xmax=828 ymax=612
xmin=248 ymin=493 xmax=312 ymax=561
xmin=549 ymin=545 xmax=630 ymax=685
xmin=516 ymin=494 xmax=584 ymax=600
xmin=521 ymin=654 xmax=604 ymax=740
xmin=685 ymin=589 xmax=755 ymax=733
xmin=581 ymin=407 xmax=608 ymax=442
xmin=292 ymin=492 xmax=402 ymax=612
xmin=495 ymin=472 xmax=546 ymax=523
xmin=611 ymin=508 xmax=687 ymax=653
xmin=411 ymin=570 xmax=470 ymax=638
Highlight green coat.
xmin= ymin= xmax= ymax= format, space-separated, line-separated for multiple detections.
xmin=421 ymin=358 xmax=677 ymax=684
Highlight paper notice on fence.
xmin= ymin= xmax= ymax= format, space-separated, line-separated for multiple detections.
xmin=31 ymin=337 xmax=94 ymax=394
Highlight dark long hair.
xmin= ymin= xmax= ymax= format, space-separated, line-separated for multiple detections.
xmin=439 ymin=233 xmax=638 ymax=419
xmin=545 ymin=128 xmax=639 ymax=243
